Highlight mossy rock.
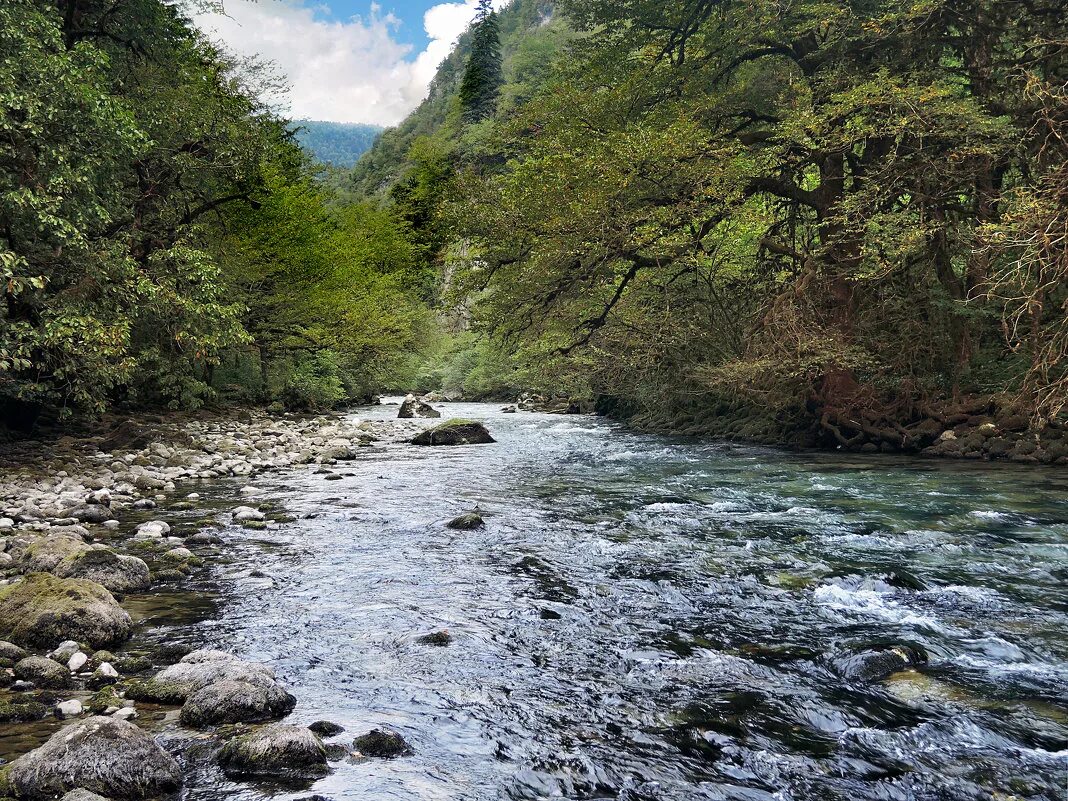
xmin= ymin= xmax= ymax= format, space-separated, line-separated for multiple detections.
xmin=0 ymin=700 xmax=48 ymax=723
xmin=86 ymin=685 xmax=125 ymax=714
xmin=0 ymin=573 xmax=132 ymax=649
xmin=411 ymin=420 xmax=495 ymax=447
xmin=124 ymin=677 xmax=187 ymax=704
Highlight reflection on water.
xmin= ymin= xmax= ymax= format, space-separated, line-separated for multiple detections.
xmin=18 ymin=401 xmax=1068 ymax=799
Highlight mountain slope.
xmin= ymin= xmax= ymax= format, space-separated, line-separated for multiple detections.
xmin=294 ymin=120 xmax=383 ymax=168
xmin=350 ymin=0 xmax=566 ymax=197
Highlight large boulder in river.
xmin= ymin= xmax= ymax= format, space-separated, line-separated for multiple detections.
xmin=13 ymin=528 xmax=91 ymax=572
xmin=411 ymin=419 xmax=495 ymax=446
xmin=2 ymin=716 xmax=181 ymax=800
xmin=53 ymin=548 xmax=151 ymax=595
xmin=0 ymin=573 xmax=132 ymax=649
xmin=180 ymin=678 xmax=296 ymax=727
xmin=14 ymin=655 xmax=73 ymax=689
xmin=218 ymin=724 xmax=329 ymax=781
xmin=398 ymin=393 xmax=441 ymax=419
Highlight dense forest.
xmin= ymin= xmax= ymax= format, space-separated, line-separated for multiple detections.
xmin=2 ymin=0 xmax=1067 ymax=455
xmin=293 ymin=121 xmax=382 ymax=168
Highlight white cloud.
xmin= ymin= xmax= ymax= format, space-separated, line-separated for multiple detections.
xmin=193 ymin=0 xmax=507 ymax=126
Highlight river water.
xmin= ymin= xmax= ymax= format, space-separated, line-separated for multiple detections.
xmin=126 ymin=402 xmax=1068 ymax=799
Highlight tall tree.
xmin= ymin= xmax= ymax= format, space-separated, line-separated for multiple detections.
xmin=459 ymin=0 xmax=503 ymax=123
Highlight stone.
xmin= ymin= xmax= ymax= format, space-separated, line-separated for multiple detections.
xmin=3 ymin=715 xmax=181 ymax=800
xmin=352 ymin=728 xmax=413 ymax=758
xmin=113 ymin=706 xmax=137 ymax=721
xmin=446 ymin=512 xmax=484 ymax=531
xmin=93 ymin=662 xmax=120 ymax=686
xmin=218 ymin=724 xmax=329 ymax=781
xmin=15 ymin=655 xmax=73 ymax=689
xmin=55 ymin=699 xmax=84 ymax=719
xmin=500 ymin=405 xmax=518 ymax=413
xmin=130 ymin=649 xmax=287 ymax=705
xmin=54 ymin=548 xmax=152 ymax=595
xmin=232 ymin=506 xmax=265 ymax=522
xmin=398 ymin=394 xmax=442 ymax=420
xmin=308 ymin=720 xmax=345 ymax=737
xmin=69 ymin=504 xmax=114 ymax=525
xmin=68 ymin=651 xmax=89 ymax=672
xmin=49 ymin=640 xmax=82 ymax=662
xmin=832 ymin=645 xmax=927 ymax=682
xmin=410 ymin=420 xmax=495 ymax=447
xmin=179 ymin=678 xmax=296 ymax=728
xmin=0 ymin=573 xmax=132 ymax=649
xmin=416 ymin=630 xmax=452 ymax=646
xmin=0 ymin=640 xmax=28 ymax=662
xmin=16 ymin=529 xmax=90 ymax=572
xmin=134 ymin=520 xmax=169 ymax=538
xmin=61 ymin=791 xmax=111 ymax=801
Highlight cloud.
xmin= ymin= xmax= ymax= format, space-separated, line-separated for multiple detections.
xmin=193 ymin=0 xmax=507 ymax=126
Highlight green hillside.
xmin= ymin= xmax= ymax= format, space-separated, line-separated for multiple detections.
xmin=294 ymin=120 xmax=382 ymax=168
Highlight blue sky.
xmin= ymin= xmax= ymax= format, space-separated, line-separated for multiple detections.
xmin=194 ymin=0 xmax=506 ymax=125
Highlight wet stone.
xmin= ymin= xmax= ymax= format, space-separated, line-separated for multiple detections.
xmin=352 ymin=728 xmax=413 ymax=758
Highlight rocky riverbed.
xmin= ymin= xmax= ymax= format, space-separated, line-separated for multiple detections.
xmin=0 ymin=409 xmax=436 ymax=799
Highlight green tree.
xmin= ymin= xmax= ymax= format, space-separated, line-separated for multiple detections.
xmin=458 ymin=0 xmax=504 ymax=123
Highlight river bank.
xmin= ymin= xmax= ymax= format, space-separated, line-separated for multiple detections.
xmin=0 ymin=401 xmax=1065 ymax=800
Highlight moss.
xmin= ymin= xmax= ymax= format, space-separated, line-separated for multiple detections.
xmin=86 ymin=685 xmax=124 ymax=714
xmin=241 ymin=520 xmax=268 ymax=531
xmin=124 ymin=677 xmax=186 ymax=704
xmin=0 ymin=700 xmax=48 ymax=723
xmin=0 ymin=572 xmax=131 ymax=649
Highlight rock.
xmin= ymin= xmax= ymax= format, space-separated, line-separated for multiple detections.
xmin=50 ymin=640 xmax=82 ymax=662
xmin=411 ymin=420 xmax=495 ymax=447
xmin=0 ymin=573 xmax=132 ymax=649
xmin=54 ymin=548 xmax=152 ymax=594
xmin=0 ymin=517 xmax=15 ymax=530
xmin=3 ymin=715 xmax=181 ymax=800
xmin=15 ymin=655 xmax=74 ymax=689
xmin=0 ymin=640 xmax=28 ymax=662
xmin=308 ymin=720 xmax=345 ymax=737
xmin=130 ymin=649 xmax=292 ymax=716
xmin=832 ymin=645 xmax=927 ymax=682
xmin=352 ymin=728 xmax=413 ymax=758
xmin=17 ymin=529 xmax=91 ymax=572
xmin=55 ymin=699 xmax=84 ymax=719
xmin=446 ymin=512 xmax=484 ymax=531
xmin=0 ymin=699 xmax=48 ymax=722
xmin=134 ymin=520 xmax=169 ymax=538
xmin=232 ymin=506 xmax=265 ymax=523
xmin=61 ymin=791 xmax=111 ymax=801
xmin=69 ymin=651 xmax=89 ymax=672
xmin=398 ymin=394 xmax=442 ymax=420
xmin=69 ymin=504 xmax=115 ymax=525
xmin=218 ymin=724 xmax=329 ymax=781
xmin=501 ymin=405 xmax=517 ymax=413
xmin=416 ymin=630 xmax=452 ymax=646
xmin=113 ymin=706 xmax=137 ymax=721
xmin=131 ymin=499 xmax=156 ymax=511
xmin=92 ymin=662 xmax=120 ymax=686
xmin=180 ymin=678 xmax=296 ymax=728
xmin=85 ymin=489 xmax=112 ymax=506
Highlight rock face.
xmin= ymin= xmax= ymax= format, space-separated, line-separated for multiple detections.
xmin=218 ymin=724 xmax=329 ymax=780
xmin=411 ymin=420 xmax=495 ymax=447
xmin=53 ymin=548 xmax=151 ymax=595
xmin=0 ymin=573 xmax=132 ymax=649
xmin=398 ymin=394 xmax=442 ymax=419
xmin=3 ymin=716 xmax=182 ymax=800
xmin=131 ymin=649 xmax=295 ymax=727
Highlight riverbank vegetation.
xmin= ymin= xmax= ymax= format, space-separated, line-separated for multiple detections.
xmin=0 ymin=0 xmax=434 ymax=432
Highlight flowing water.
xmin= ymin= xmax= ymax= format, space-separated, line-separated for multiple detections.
xmin=36 ymin=402 xmax=1068 ymax=799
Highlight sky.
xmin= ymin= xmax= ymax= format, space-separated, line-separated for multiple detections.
xmin=193 ymin=0 xmax=505 ymax=127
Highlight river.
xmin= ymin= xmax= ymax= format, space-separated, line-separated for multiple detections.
xmin=74 ymin=401 xmax=1068 ymax=799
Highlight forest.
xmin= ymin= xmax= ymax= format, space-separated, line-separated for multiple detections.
xmin=2 ymin=0 xmax=1067 ymax=454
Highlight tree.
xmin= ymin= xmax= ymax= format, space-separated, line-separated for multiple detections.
xmin=459 ymin=0 xmax=503 ymax=123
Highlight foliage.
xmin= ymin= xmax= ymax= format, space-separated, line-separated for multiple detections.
xmin=445 ymin=0 xmax=1068 ymax=434
xmin=459 ymin=1 xmax=504 ymax=123
xmin=293 ymin=120 xmax=383 ymax=168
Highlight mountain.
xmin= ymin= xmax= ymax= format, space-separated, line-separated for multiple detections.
xmin=293 ymin=121 xmax=383 ymax=168
xmin=350 ymin=0 xmax=566 ymax=197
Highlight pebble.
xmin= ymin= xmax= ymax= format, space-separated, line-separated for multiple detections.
xmin=68 ymin=652 xmax=88 ymax=672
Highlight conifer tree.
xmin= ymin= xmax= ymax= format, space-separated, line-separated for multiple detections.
xmin=458 ymin=0 xmax=503 ymax=123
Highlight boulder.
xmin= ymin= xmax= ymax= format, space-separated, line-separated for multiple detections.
xmin=3 ymin=716 xmax=181 ymax=800
xmin=832 ymin=645 xmax=927 ymax=682
xmin=218 ymin=724 xmax=329 ymax=781
xmin=55 ymin=699 xmax=84 ymax=719
xmin=232 ymin=506 xmax=264 ymax=523
xmin=68 ymin=505 xmax=114 ymax=525
xmin=411 ymin=420 xmax=495 ymax=447
xmin=54 ymin=548 xmax=151 ymax=595
xmin=15 ymin=655 xmax=73 ymax=689
xmin=308 ymin=720 xmax=344 ymax=737
xmin=416 ymin=630 xmax=452 ymax=647
xmin=352 ymin=728 xmax=413 ymax=758
xmin=0 ymin=640 xmax=27 ymax=663
xmin=62 ymin=791 xmax=111 ymax=801
xmin=0 ymin=573 xmax=132 ymax=649
xmin=179 ymin=678 xmax=296 ymax=728
xmin=398 ymin=394 xmax=442 ymax=420
xmin=15 ymin=529 xmax=90 ymax=572
xmin=446 ymin=512 xmax=484 ymax=531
